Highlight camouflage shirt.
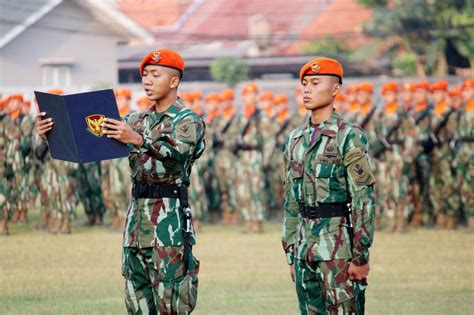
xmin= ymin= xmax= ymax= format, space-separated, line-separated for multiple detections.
xmin=282 ymin=111 xmax=376 ymax=265
xmin=123 ymin=99 xmax=206 ymax=249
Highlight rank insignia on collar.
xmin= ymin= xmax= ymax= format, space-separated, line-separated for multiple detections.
xmin=152 ymin=51 xmax=161 ymax=63
xmin=86 ymin=114 xmax=105 ymax=137
xmin=311 ymin=63 xmax=321 ymax=74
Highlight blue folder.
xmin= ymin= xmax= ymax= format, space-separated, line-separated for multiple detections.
xmin=34 ymin=89 xmax=129 ymax=163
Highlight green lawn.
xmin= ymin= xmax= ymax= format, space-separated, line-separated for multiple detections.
xmin=0 ymin=220 xmax=473 ymax=315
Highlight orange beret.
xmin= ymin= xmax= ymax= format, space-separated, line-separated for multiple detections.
xmin=140 ymin=49 xmax=184 ymax=77
xmin=205 ymin=92 xmax=222 ymax=103
xmin=358 ymin=83 xmax=373 ymax=93
xmin=274 ymin=93 xmax=289 ymax=105
xmin=401 ymin=82 xmax=416 ymax=92
xmin=259 ymin=90 xmax=275 ymax=101
xmin=300 ymin=57 xmax=343 ymax=84
xmin=448 ymin=87 xmax=461 ymax=97
xmin=180 ymin=92 xmax=193 ymax=102
xmin=345 ymin=85 xmax=358 ymax=94
xmin=190 ymin=91 xmax=203 ymax=101
xmin=137 ymin=96 xmax=154 ymax=106
xmin=415 ymin=81 xmax=430 ymax=91
xmin=241 ymin=82 xmax=259 ymax=95
xmin=24 ymin=99 xmax=31 ymax=107
xmin=430 ymin=80 xmax=448 ymax=92
xmin=220 ymin=89 xmax=234 ymax=101
xmin=462 ymin=79 xmax=474 ymax=89
xmin=47 ymin=89 xmax=64 ymax=95
xmin=335 ymin=93 xmax=347 ymax=101
xmin=115 ymin=88 xmax=132 ymax=99
xmin=9 ymin=93 xmax=24 ymax=102
xmin=381 ymin=82 xmax=398 ymax=94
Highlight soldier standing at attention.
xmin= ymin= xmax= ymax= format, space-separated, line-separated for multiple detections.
xmin=282 ymin=57 xmax=376 ymax=314
xmin=36 ymin=49 xmax=205 ymax=314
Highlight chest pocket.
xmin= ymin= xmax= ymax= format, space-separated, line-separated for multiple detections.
xmin=290 ymin=160 xmax=303 ymax=179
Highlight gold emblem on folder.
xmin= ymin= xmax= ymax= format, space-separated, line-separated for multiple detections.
xmin=86 ymin=114 xmax=105 ymax=137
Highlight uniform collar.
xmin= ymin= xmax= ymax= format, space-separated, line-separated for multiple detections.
xmin=146 ymin=98 xmax=185 ymax=119
xmin=304 ymin=111 xmax=340 ymax=137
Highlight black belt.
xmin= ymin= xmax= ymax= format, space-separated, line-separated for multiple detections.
xmin=299 ymin=202 xmax=349 ymax=219
xmin=131 ymin=182 xmax=193 ymax=273
xmin=132 ymin=182 xmax=182 ymax=199
xmin=239 ymin=144 xmax=261 ymax=151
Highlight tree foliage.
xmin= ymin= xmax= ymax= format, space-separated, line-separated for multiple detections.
xmin=301 ymin=37 xmax=353 ymax=57
xmin=358 ymin=0 xmax=473 ymax=76
xmin=210 ymin=58 xmax=249 ymax=87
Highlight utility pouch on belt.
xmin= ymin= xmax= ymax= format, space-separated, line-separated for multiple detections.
xmin=132 ymin=182 xmax=193 ymax=273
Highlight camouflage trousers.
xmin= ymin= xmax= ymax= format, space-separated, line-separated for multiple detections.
xmin=295 ymin=259 xmax=366 ymax=315
xmin=214 ymin=149 xmax=238 ymax=214
xmin=429 ymin=146 xmax=459 ymax=217
xmin=189 ymin=164 xmax=208 ymax=221
xmin=122 ymin=246 xmax=199 ymax=315
xmin=458 ymin=143 xmax=474 ymax=219
xmin=235 ymin=151 xmax=265 ymax=222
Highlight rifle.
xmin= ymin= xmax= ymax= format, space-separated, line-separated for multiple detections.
xmin=372 ymin=111 xmax=406 ymax=159
xmin=274 ymin=118 xmax=291 ymax=149
xmin=212 ymin=114 xmax=235 ymax=150
xmin=360 ymin=106 xmax=377 ymax=130
xmin=420 ymin=107 xmax=456 ymax=154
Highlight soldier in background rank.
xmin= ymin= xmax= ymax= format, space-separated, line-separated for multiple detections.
xmin=282 ymin=57 xmax=376 ymax=314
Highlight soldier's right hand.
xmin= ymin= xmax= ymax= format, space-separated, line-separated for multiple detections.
xmin=35 ymin=112 xmax=54 ymax=140
xmin=290 ymin=264 xmax=295 ymax=282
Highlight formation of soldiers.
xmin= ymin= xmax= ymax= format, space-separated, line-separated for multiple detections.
xmin=1 ymin=77 xmax=473 ymax=235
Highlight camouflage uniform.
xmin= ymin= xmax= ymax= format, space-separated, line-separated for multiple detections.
xmin=76 ymin=162 xmax=106 ymax=224
xmin=201 ymin=117 xmax=220 ymax=221
xmin=213 ymin=110 xmax=239 ymax=223
xmin=17 ymin=114 xmax=35 ymax=221
xmin=428 ymin=103 xmax=459 ymax=228
xmin=456 ymin=103 xmax=474 ymax=226
xmin=282 ymin=112 xmax=376 ymax=314
xmin=0 ymin=112 xmax=8 ymax=234
xmin=102 ymin=157 xmax=130 ymax=230
xmin=4 ymin=114 xmax=22 ymax=221
xmin=32 ymin=135 xmax=52 ymax=229
xmin=232 ymin=109 xmax=274 ymax=231
xmin=122 ymin=100 xmax=205 ymax=314
xmin=372 ymin=105 xmax=408 ymax=232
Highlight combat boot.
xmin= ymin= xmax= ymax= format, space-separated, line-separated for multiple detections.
xmin=435 ymin=213 xmax=446 ymax=229
xmin=83 ymin=214 xmax=95 ymax=226
xmin=241 ymin=220 xmax=253 ymax=234
xmin=11 ymin=210 xmax=21 ymax=223
xmin=252 ymin=220 xmax=264 ymax=234
xmin=445 ymin=215 xmax=457 ymax=230
xmin=95 ymin=213 xmax=104 ymax=226
xmin=18 ymin=210 xmax=28 ymax=224
xmin=230 ymin=211 xmax=240 ymax=225
xmin=36 ymin=211 xmax=49 ymax=230
xmin=411 ymin=211 xmax=423 ymax=228
xmin=48 ymin=217 xmax=61 ymax=234
xmin=0 ymin=219 xmax=9 ymax=236
xmin=59 ymin=218 xmax=71 ymax=234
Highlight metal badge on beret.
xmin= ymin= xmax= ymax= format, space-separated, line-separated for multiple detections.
xmin=311 ymin=63 xmax=321 ymax=74
xmin=152 ymin=51 xmax=161 ymax=63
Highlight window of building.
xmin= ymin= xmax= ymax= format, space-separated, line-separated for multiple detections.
xmin=42 ymin=65 xmax=71 ymax=87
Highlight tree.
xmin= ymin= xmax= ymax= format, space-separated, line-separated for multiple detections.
xmin=358 ymin=0 xmax=473 ymax=76
xmin=210 ymin=58 xmax=249 ymax=87
xmin=301 ymin=37 xmax=353 ymax=57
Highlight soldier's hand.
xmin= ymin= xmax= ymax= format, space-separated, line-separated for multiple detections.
xmin=290 ymin=264 xmax=295 ymax=282
xmin=102 ymin=118 xmax=143 ymax=146
xmin=348 ymin=262 xmax=369 ymax=281
xmin=35 ymin=112 xmax=54 ymax=140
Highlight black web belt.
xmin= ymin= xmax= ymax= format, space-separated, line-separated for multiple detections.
xmin=298 ymin=202 xmax=349 ymax=219
xmin=132 ymin=182 xmax=193 ymax=273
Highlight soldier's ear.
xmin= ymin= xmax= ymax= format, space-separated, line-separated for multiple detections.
xmin=333 ymin=84 xmax=341 ymax=97
xmin=170 ymin=76 xmax=180 ymax=89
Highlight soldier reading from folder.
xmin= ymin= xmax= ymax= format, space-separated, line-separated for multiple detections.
xmin=36 ymin=49 xmax=206 ymax=314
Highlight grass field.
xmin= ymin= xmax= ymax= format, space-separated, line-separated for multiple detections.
xmin=1 ymin=219 xmax=473 ymax=315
